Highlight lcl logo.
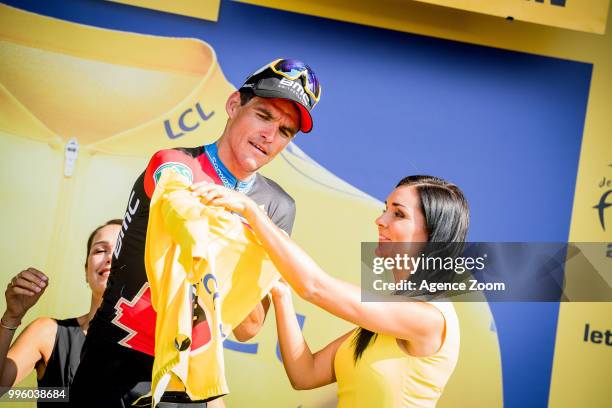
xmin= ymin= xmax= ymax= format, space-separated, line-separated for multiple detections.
xmin=164 ymin=102 xmax=215 ymax=140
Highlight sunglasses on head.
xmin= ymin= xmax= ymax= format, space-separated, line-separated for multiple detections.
xmin=268 ymin=58 xmax=321 ymax=105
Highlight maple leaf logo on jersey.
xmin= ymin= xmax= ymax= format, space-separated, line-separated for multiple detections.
xmin=112 ymin=283 xmax=214 ymax=356
xmin=112 ymin=284 xmax=156 ymax=355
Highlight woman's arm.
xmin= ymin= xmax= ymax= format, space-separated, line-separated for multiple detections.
xmin=190 ymin=184 xmax=444 ymax=347
xmin=0 ymin=269 xmax=54 ymax=390
xmin=271 ymin=281 xmax=351 ymax=390
xmin=0 ymin=317 xmax=57 ymax=388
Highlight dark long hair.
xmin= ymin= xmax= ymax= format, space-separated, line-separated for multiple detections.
xmin=353 ymin=175 xmax=469 ymax=362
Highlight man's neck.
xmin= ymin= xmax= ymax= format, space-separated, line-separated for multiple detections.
xmin=215 ymin=138 xmax=254 ymax=181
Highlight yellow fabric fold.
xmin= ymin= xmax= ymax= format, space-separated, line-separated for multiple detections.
xmin=145 ymin=170 xmax=280 ymax=404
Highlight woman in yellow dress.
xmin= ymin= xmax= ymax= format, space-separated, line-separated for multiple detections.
xmin=192 ymin=175 xmax=468 ymax=407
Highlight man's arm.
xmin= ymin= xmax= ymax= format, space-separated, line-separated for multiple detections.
xmin=232 ymin=295 xmax=271 ymax=341
xmin=232 ymin=183 xmax=295 ymax=341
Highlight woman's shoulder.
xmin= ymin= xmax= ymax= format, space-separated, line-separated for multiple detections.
xmin=17 ymin=317 xmax=59 ymax=360
xmin=426 ymin=301 xmax=460 ymax=352
xmin=428 ymin=300 xmax=457 ymax=319
xmin=23 ymin=317 xmax=59 ymax=344
xmin=24 ymin=317 xmax=58 ymax=335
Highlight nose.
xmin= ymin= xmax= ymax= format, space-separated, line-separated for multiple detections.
xmin=260 ymin=122 xmax=276 ymax=142
xmin=375 ymin=212 xmax=387 ymax=228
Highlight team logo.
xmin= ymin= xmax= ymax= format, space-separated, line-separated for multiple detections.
xmin=114 ymin=190 xmax=140 ymax=258
xmin=278 ymin=77 xmax=310 ymax=106
xmin=112 ymin=281 xmax=217 ymax=356
xmin=153 ymin=162 xmax=193 ymax=185
xmin=112 ymin=284 xmax=156 ymax=355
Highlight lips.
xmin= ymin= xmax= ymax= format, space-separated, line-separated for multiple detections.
xmin=98 ymin=268 xmax=111 ymax=278
xmin=248 ymin=141 xmax=267 ymax=156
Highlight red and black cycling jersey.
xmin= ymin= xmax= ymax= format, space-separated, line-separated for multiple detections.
xmin=88 ymin=144 xmax=295 ymax=356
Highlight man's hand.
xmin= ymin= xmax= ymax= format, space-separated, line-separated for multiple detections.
xmin=190 ymin=182 xmax=257 ymax=216
xmin=3 ymin=268 xmax=48 ymax=326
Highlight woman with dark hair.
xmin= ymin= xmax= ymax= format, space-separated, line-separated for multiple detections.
xmin=191 ymin=175 xmax=469 ymax=407
xmin=0 ymin=219 xmax=121 ymax=405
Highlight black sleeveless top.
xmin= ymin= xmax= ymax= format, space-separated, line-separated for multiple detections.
xmin=36 ymin=318 xmax=85 ymax=407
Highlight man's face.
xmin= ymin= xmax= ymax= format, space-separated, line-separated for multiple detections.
xmin=222 ymin=92 xmax=300 ymax=177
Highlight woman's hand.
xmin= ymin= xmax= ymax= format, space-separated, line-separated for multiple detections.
xmin=270 ymin=278 xmax=292 ymax=303
xmin=3 ymin=268 xmax=48 ymax=326
xmin=190 ymin=182 xmax=258 ymax=216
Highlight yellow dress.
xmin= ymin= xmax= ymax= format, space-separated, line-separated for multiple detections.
xmin=334 ymin=302 xmax=460 ymax=408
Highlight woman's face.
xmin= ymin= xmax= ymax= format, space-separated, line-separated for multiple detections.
xmin=376 ymin=185 xmax=429 ymax=244
xmin=86 ymin=224 xmax=121 ymax=297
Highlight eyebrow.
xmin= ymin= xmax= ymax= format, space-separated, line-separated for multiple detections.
xmin=384 ymin=201 xmax=406 ymax=209
xmin=92 ymin=240 xmax=111 ymax=247
xmin=255 ymin=107 xmax=273 ymax=119
xmin=256 ymin=107 xmax=297 ymax=136
xmin=280 ymin=124 xmax=297 ymax=137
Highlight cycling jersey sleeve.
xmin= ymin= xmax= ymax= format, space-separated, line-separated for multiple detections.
xmin=143 ymin=149 xmax=208 ymax=198
xmin=274 ymin=198 xmax=296 ymax=236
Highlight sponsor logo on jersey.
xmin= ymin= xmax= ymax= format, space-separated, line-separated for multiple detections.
xmin=114 ymin=190 xmax=140 ymax=258
xmin=112 ymin=283 xmax=156 ymax=355
xmin=208 ymin=155 xmax=231 ymax=188
xmin=153 ymin=162 xmax=194 ymax=185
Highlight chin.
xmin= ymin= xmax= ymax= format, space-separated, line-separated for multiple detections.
xmin=376 ymin=241 xmax=403 ymax=259
xmin=96 ymin=281 xmax=108 ymax=292
xmin=375 ymin=243 xmax=389 ymax=258
xmin=241 ymin=157 xmax=263 ymax=173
